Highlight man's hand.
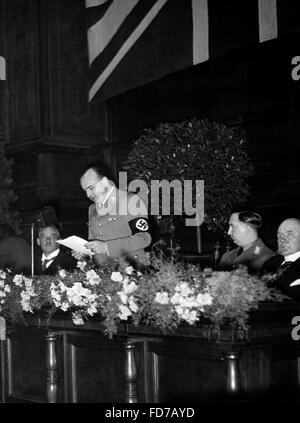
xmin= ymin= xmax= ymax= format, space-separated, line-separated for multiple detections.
xmin=85 ymin=240 xmax=108 ymax=255
xmin=71 ymin=250 xmax=87 ymax=261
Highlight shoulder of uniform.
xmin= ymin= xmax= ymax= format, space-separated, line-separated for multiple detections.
xmin=88 ymin=203 xmax=96 ymax=215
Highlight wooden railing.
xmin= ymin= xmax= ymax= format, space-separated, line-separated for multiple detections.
xmin=0 ymin=301 xmax=300 ymax=403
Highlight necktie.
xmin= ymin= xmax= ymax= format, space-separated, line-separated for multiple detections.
xmin=280 ymin=261 xmax=293 ymax=270
xmin=42 ymin=258 xmax=52 ymax=271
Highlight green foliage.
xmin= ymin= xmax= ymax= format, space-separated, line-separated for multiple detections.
xmin=122 ymin=118 xmax=253 ymax=232
xmin=0 ymin=127 xmax=20 ymax=231
xmin=201 ymin=266 xmax=285 ymax=330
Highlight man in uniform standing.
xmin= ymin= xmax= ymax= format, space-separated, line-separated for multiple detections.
xmin=74 ymin=162 xmax=151 ymax=268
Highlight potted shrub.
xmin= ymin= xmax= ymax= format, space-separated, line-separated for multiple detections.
xmin=122 ymin=118 xmax=253 ymax=251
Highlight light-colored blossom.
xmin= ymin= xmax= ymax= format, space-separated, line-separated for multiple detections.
xmin=118 ymin=304 xmax=131 ymax=320
xmin=77 ymin=261 xmax=87 ymax=271
xmin=85 ymin=270 xmax=101 ymax=285
xmin=13 ymin=274 xmax=23 ymax=286
xmin=59 ymin=269 xmax=67 ymax=279
xmin=125 ymin=266 xmax=134 ymax=275
xmin=155 ymin=292 xmax=169 ymax=304
xmin=111 ymin=272 xmax=123 ymax=282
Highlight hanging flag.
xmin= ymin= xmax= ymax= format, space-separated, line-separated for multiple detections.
xmin=85 ymin=0 xmax=299 ymax=104
xmin=86 ymin=0 xmax=209 ymax=103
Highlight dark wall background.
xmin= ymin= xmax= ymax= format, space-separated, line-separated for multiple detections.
xmin=107 ymin=33 xmax=300 ymax=253
xmin=1 ymin=0 xmax=300 ymax=255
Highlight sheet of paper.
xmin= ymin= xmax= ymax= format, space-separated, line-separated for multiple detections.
xmin=57 ymin=235 xmax=94 ymax=256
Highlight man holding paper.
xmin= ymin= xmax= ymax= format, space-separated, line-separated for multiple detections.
xmin=72 ymin=162 xmax=151 ymax=268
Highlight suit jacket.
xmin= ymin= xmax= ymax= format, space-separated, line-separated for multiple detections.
xmin=218 ymin=238 xmax=276 ymax=273
xmin=34 ymin=249 xmax=77 ymax=275
xmin=0 ymin=236 xmax=31 ymax=274
xmin=263 ymin=254 xmax=300 ymax=300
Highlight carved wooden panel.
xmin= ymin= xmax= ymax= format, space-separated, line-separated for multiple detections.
xmin=47 ymin=0 xmax=107 ymax=147
xmin=7 ymin=0 xmax=41 ymax=144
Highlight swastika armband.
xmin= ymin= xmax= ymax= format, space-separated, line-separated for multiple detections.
xmin=129 ymin=218 xmax=149 ymax=234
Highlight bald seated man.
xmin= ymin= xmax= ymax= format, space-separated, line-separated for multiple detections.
xmin=219 ymin=211 xmax=275 ymax=272
xmin=263 ymin=218 xmax=300 ymax=300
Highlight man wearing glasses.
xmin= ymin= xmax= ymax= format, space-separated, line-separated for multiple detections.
xmin=35 ymin=224 xmax=77 ymax=275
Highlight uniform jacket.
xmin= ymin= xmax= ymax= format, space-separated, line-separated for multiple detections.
xmin=34 ymin=249 xmax=77 ymax=275
xmin=0 ymin=236 xmax=31 ymax=274
xmin=88 ymin=190 xmax=151 ymax=267
xmin=263 ymin=254 xmax=300 ymax=300
xmin=219 ymin=238 xmax=276 ymax=273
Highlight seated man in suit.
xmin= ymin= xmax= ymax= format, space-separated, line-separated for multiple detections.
xmin=263 ymin=218 xmax=300 ymax=300
xmin=35 ymin=224 xmax=77 ymax=275
xmin=218 ymin=211 xmax=276 ymax=273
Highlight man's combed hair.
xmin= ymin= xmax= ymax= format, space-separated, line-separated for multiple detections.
xmin=38 ymin=224 xmax=61 ymax=237
xmin=238 ymin=211 xmax=262 ymax=230
xmin=81 ymin=159 xmax=115 ymax=183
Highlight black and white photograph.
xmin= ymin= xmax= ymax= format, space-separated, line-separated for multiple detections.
xmin=0 ymin=0 xmax=300 ymax=411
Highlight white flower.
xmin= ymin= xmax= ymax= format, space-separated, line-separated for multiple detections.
xmin=85 ymin=270 xmax=101 ymax=285
xmin=13 ymin=274 xmax=23 ymax=286
xmin=181 ymin=309 xmax=198 ymax=324
xmin=175 ymin=282 xmax=193 ymax=296
xmin=23 ymin=277 xmax=33 ymax=289
xmin=20 ymin=291 xmax=33 ymax=312
xmin=118 ymin=304 xmax=131 ymax=320
xmin=175 ymin=305 xmax=184 ymax=316
xmin=51 ymin=291 xmax=61 ymax=302
xmin=111 ymin=272 xmax=123 ymax=282
xmin=123 ymin=281 xmax=137 ymax=295
xmin=118 ymin=291 xmax=128 ymax=304
xmin=196 ymin=292 xmax=213 ymax=307
xmin=155 ymin=292 xmax=169 ymax=304
xmin=125 ymin=266 xmax=134 ymax=275
xmin=61 ymin=302 xmax=69 ymax=311
xmin=72 ymin=313 xmax=84 ymax=325
xmin=59 ymin=269 xmax=67 ymax=279
xmin=0 ymin=270 xmax=6 ymax=279
xmin=128 ymin=296 xmax=138 ymax=313
xmin=77 ymin=260 xmax=87 ymax=271
xmin=87 ymin=303 xmax=97 ymax=316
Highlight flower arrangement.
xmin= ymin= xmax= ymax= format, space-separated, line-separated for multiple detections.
xmin=0 ymin=256 xmax=284 ymax=339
